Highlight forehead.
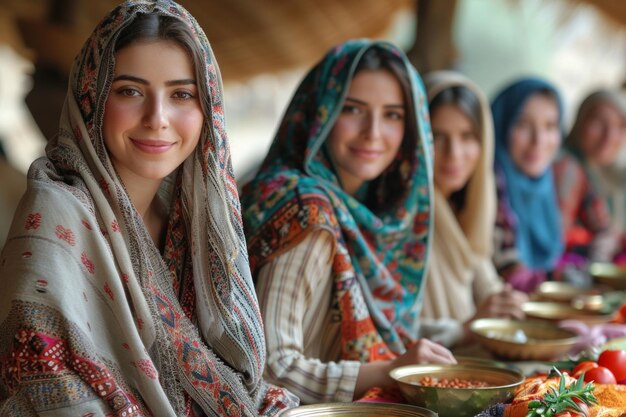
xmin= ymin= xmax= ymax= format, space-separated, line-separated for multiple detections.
xmin=113 ymin=39 xmax=195 ymax=78
xmin=520 ymin=93 xmax=558 ymax=116
xmin=347 ymin=69 xmax=404 ymax=101
xmin=586 ymin=101 xmax=624 ymax=119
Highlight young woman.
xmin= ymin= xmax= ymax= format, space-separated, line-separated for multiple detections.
xmin=554 ymin=90 xmax=626 ymax=262
xmin=0 ymin=1 xmax=297 ymax=415
xmin=241 ymin=40 xmax=456 ymax=405
xmin=420 ymin=71 xmax=526 ymax=348
xmin=490 ymin=77 xmax=565 ymax=292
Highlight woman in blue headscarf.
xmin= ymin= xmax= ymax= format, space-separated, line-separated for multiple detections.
xmin=491 ymin=77 xmax=564 ymax=292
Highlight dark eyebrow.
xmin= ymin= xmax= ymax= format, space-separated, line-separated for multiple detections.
xmin=112 ymin=75 xmax=196 ymax=87
xmin=345 ymin=97 xmax=405 ymax=109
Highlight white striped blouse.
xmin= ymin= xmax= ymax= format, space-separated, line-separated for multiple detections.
xmin=256 ymin=230 xmax=360 ymax=404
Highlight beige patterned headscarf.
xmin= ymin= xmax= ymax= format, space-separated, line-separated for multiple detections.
xmin=421 ymin=71 xmax=501 ymax=324
xmin=0 ymin=1 xmax=297 ymax=415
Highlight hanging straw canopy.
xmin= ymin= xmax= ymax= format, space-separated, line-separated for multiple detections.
xmin=13 ymin=0 xmax=414 ymax=82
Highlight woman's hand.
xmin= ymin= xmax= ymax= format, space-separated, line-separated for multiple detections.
xmin=390 ymin=338 xmax=457 ymax=369
xmin=473 ymin=284 xmax=528 ymax=320
xmin=354 ymin=338 xmax=456 ymax=399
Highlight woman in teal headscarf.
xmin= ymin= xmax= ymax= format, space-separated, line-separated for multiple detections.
xmin=491 ymin=77 xmax=565 ymax=292
xmin=241 ymin=40 xmax=455 ymax=404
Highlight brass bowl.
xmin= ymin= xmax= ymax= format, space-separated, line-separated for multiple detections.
xmin=277 ymin=402 xmax=437 ymax=416
xmin=390 ymin=364 xmax=523 ymax=417
xmin=589 ymin=262 xmax=626 ymax=290
xmin=522 ymin=301 xmax=613 ymax=325
xmin=534 ymin=281 xmax=596 ymax=303
xmin=470 ymin=318 xmax=579 ymax=361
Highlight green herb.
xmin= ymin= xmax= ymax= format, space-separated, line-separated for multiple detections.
xmin=525 ymin=367 xmax=598 ymax=417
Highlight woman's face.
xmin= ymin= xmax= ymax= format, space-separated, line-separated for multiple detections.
xmin=327 ymin=69 xmax=406 ymax=196
xmin=432 ymin=103 xmax=481 ymax=198
xmin=328 ymin=70 xmax=406 ymax=195
xmin=508 ymin=93 xmax=561 ymax=178
xmin=578 ymin=102 xmax=626 ymax=166
xmin=102 ymin=39 xmax=204 ymax=188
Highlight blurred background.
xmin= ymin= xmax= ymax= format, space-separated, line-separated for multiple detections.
xmin=2 ymin=0 xmax=626 ymax=243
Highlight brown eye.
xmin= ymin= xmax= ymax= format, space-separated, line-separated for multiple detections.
xmin=386 ymin=110 xmax=405 ymax=121
xmin=116 ymin=87 xmax=141 ymax=97
xmin=342 ymin=105 xmax=361 ymax=115
xmin=172 ymin=90 xmax=195 ymax=100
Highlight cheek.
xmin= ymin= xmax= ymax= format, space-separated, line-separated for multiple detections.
xmin=385 ymin=124 xmax=405 ymax=152
xmin=102 ymin=100 xmax=132 ymax=146
xmin=465 ymin=143 xmax=482 ymax=170
xmin=330 ymin=118 xmax=358 ymax=146
xmin=508 ymin=134 xmax=529 ymax=160
xmin=177 ymin=108 xmax=204 ymax=142
xmin=545 ymin=132 xmax=561 ymax=155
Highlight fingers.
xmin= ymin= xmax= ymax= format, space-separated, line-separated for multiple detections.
xmin=414 ymin=339 xmax=457 ymax=364
xmin=478 ymin=289 xmax=527 ymax=319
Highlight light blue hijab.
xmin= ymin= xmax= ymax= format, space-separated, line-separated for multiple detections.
xmin=491 ymin=77 xmax=564 ymax=270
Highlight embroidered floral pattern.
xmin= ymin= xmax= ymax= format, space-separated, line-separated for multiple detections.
xmin=55 ymin=225 xmax=76 ymax=246
xmin=81 ymin=252 xmax=95 ymax=274
xmin=25 ymin=212 xmax=42 ymax=230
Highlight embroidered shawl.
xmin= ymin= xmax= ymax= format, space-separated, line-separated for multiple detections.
xmin=565 ymin=89 xmax=626 ymax=234
xmin=241 ymin=39 xmax=434 ymax=361
xmin=421 ymin=71 xmax=501 ymax=323
xmin=491 ymin=77 xmax=564 ymax=270
xmin=0 ymin=1 xmax=297 ymax=416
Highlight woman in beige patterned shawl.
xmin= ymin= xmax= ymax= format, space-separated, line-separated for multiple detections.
xmin=420 ymin=71 xmax=526 ymax=348
xmin=0 ymin=1 xmax=297 ymax=416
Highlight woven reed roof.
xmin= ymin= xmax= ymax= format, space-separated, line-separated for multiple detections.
xmin=8 ymin=0 xmax=414 ymax=83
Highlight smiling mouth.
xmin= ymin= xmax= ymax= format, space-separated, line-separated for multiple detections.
xmin=131 ymin=139 xmax=175 ymax=154
xmin=350 ymin=148 xmax=383 ymax=159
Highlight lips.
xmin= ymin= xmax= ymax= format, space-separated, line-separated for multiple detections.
xmin=131 ymin=138 xmax=175 ymax=154
xmin=440 ymin=166 xmax=463 ymax=177
xmin=350 ymin=147 xmax=383 ymax=160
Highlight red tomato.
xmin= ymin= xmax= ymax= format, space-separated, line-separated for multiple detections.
xmin=583 ymin=366 xmax=617 ymax=384
xmin=572 ymin=361 xmax=598 ymax=378
xmin=598 ymin=349 xmax=626 ymax=381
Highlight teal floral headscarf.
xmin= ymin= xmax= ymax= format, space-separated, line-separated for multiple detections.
xmin=241 ymin=39 xmax=434 ymax=359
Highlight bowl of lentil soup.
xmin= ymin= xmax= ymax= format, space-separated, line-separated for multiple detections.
xmin=390 ymin=364 xmax=524 ymax=417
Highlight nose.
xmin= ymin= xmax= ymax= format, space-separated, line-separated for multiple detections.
xmin=528 ymin=126 xmax=545 ymax=147
xmin=448 ymin=137 xmax=463 ymax=159
xmin=363 ymin=112 xmax=383 ymax=141
xmin=143 ymin=95 xmax=169 ymax=130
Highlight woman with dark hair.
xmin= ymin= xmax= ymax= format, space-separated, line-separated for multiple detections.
xmin=554 ymin=90 xmax=626 ymax=263
xmin=241 ymin=40 xmax=455 ymax=404
xmin=420 ymin=71 xmax=526 ymax=348
xmin=490 ymin=77 xmax=565 ymax=292
xmin=0 ymin=1 xmax=297 ymax=415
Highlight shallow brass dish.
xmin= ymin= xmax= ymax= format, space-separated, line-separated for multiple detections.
xmin=277 ymin=402 xmax=437 ymax=416
xmin=522 ymin=301 xmax=613 ymax=325
xmin=534 ymin=281 xmax=599 ymax=303
xmin=390 ymin=364 xmax=523 ymax=417
xmin=470 ymin=318 xmax=579 ymax=361
xmin=589 ymin=262 xmax=626 ymax=290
